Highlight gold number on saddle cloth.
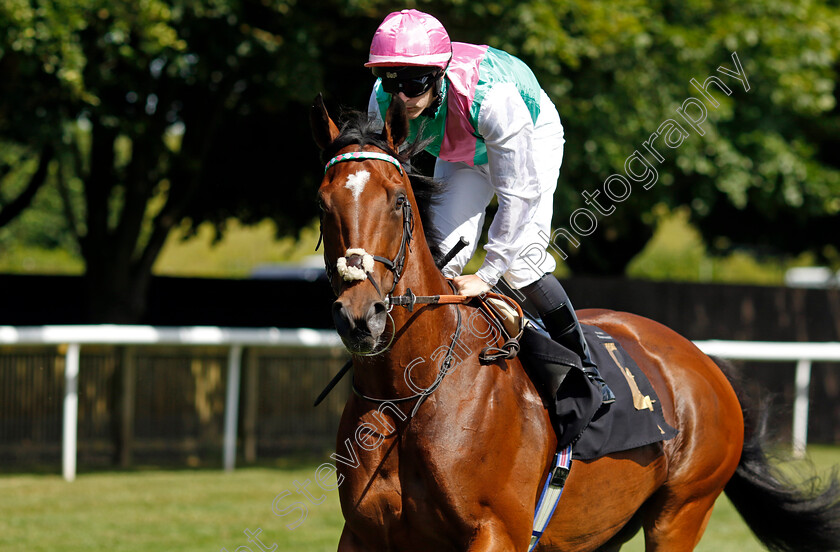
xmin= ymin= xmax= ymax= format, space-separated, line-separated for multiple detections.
xmin=603 ymin=342 xmax=654 ymax=412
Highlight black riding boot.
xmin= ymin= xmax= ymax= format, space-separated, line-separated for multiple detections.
xmin=520 ymin=274 xmax=616 ymax=405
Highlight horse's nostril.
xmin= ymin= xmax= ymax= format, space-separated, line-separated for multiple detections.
xmin=332 ymin=301 xmax=355 ymax=335
xmin=367 ymin=301 xmax=388 ymax=336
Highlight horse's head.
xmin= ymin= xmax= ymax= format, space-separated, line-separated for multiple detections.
xmin=310 ymin=94 xmax=418 ymax=355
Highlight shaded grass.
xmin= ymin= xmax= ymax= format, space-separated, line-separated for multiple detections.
xmin=2 ymin=445 xmax=838 ymax=551
xmin=0 ymin=466 xmax=343 ymax=552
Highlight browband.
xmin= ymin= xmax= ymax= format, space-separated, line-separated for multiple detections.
xmin=324 ymin=151 xmax=404 ymax=175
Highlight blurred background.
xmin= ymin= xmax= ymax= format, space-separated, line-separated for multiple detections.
xmin=1 ymin=0 xmax=840 ymax=550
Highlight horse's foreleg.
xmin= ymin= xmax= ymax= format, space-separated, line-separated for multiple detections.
xmin=337 ymin=525 xmax=370 ymax=551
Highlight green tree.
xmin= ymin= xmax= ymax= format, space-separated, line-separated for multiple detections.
xmin=477 ymin=0 xmax=840 ymax=273
xmin=305 ymin=0 xmax=840 ymax=274
xmin=2 ymin=0 xmax=840 ymax=325
xmin=0 ymin=0 xmax=380 ymax=321
xmin=0 ymin=144 xmax=54 ymax=231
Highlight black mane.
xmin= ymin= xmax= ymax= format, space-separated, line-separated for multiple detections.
xmin=323 ymin=109 xmax=446 ymax=266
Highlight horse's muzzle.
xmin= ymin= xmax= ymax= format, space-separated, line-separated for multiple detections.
xmin=332 ymin=300 xmax=389 ymax=354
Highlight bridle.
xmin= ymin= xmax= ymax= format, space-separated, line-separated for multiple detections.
xmin=314 ymin=148 xmax=521 ymax=416
xmin=319 ymin=151 xmax=415 ymax=302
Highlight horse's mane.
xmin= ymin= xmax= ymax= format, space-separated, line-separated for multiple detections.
xmin=322 ymin=109 xmax=447 ymax=266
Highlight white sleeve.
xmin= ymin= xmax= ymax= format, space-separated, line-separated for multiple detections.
xmin=368 ymin=86 xmax=384 ymax=132
xmin=474 ymin=83 xmax=542 ymax=286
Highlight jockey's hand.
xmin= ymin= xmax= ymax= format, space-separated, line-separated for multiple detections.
xmin=452 ymin=274 xmax=492 ymax=297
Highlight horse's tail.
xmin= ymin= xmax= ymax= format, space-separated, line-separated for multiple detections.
xmin=716 ymin=357 xmax=840 ymax=552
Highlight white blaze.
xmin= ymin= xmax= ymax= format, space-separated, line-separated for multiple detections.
xmin=345 ymin=170 xmax=370 ymax=202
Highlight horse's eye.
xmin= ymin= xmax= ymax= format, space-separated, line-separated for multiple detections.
xmin=395 ymin=195 xmax=406 ymax=209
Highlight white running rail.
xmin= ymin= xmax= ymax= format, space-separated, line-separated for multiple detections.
xmin=695 ymin=340 xmax=840 ymax=458
xmin=2 ymin=325 xmax=839 ymax=479
xmin=0 ymin=325 xmax=343 ymax=481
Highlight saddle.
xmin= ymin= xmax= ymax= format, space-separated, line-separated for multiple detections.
xmin=475 ymin=297 xmax=675 ymax=458
xmin=519 ymin=323 xmax=678 ymax=459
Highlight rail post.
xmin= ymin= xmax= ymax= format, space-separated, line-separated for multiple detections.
xmin=793 ymin=359 xmax=812 ymax=459
xmin=62 ymin=343 xmax=81 ymax=482
xmin=223 ymin=345 xmax=243 ymax=472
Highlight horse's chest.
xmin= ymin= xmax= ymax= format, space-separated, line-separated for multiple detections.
xmin=337 ymin=429 xmax=465 ymax=546
xmin=341 ymin=439 xmax=439 ymax=511
xmin=336 ymin=375 xmax=550 ymax=548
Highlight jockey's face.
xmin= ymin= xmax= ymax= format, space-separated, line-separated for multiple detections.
xmin=396 ymin=85 xmax=437 ymax=119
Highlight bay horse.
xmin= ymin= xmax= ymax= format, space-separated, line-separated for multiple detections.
xmin=311 ymin=94 xmax=840 ymax=551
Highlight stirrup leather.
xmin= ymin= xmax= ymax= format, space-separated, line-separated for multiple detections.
xmin=529 ymin=445 xmax=573 ymax=551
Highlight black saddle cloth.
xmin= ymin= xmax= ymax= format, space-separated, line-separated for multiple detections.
xmin=519 ymin=324 xmax=678 ymax=460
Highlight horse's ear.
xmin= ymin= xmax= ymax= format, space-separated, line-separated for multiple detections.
xmin=310 ymin=93 xmax=340 ymax=151
xmin=383 ymin=96 xmax=409 ymax=150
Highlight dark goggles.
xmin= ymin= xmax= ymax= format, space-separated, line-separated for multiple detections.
xmin=373 ymin=67 xmax=441 ymax=98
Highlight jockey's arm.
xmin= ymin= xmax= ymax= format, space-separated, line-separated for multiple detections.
xmin=473 ymin=82 xmax=542 ymax=288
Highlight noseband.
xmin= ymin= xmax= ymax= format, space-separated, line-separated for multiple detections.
xmin=320 ymin=151 xmax=414 ymax=300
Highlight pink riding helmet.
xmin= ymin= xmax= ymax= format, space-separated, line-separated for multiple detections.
xmin=365 ymin=9 xmax=452 ymax=69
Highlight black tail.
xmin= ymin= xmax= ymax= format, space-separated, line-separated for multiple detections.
xmin=718 ymin=357 xmax=840 ymax=552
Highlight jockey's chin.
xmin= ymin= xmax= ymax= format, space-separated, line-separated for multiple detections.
xmin=404 ymin=105 xmax=424 ymax=119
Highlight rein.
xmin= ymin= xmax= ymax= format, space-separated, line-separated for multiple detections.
xmin=350 ymin=280 xmax=464 ymax=418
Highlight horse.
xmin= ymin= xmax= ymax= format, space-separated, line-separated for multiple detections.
xmin=310 ymin=94 xmax=840 ymax=551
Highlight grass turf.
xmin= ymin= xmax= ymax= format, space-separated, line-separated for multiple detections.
xmin=2 ymin=446 xmax=838 ymax=551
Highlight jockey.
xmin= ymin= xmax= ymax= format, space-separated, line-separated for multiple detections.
xmin=365 ymin=9 xmax=614 ymax=405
